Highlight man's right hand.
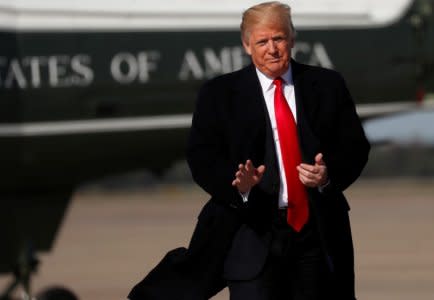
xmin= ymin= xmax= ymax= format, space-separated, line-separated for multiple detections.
xmin=231 ymin=160 xmax=266 ymax=194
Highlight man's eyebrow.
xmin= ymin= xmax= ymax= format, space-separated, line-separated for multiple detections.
xmin=272 ymin=35 xmax=285 ymax=40
xmin=256 ymin=38 xmax=268 ymax=44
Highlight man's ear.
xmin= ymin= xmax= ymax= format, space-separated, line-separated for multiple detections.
xmin=242 ymin=39 xmax=252 ymax=55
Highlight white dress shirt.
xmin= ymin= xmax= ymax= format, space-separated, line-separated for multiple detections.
xmin=256 ymin=66 xmax=295 ymax=208
xmin=239 ymin=66 xmax=328 ymax=205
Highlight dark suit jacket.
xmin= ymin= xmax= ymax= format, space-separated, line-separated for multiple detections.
xmin=128 ymin=60 xmax=370 ymax=300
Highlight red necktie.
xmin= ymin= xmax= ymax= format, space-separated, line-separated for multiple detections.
xmin=273 ymin=77 xmax=309 ymax=232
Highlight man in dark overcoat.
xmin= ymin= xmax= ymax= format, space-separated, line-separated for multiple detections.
xmin=129 ymin=2 xmax=370 ymax=299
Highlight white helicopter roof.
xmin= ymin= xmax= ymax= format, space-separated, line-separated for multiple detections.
xmin=0 ymin=0 xmax=414 ymax=31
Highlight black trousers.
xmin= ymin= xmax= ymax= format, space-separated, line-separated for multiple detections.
xmin=228 ymin=209 xmax=329 ymax=300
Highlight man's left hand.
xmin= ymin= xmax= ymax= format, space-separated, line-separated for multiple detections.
xmin=297 ymin=153 xmax=328 ymax=188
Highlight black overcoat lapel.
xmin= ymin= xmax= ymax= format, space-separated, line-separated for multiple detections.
xmin=291 ymin=60 xmax=321 ymax=165
xmin=232 ymin=65 xmax=268 ymax=165
xmin=236 ymin=65 xmax=280 ymax=196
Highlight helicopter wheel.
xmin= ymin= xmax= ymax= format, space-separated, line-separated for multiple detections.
xmin=35 ymin=286 xmax=78 ymax=300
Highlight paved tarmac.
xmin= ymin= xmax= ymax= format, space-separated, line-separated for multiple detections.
xmin=2 ymin=178 xmax=434 ymax=300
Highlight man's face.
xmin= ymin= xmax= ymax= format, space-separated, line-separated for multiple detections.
xmin=243 ymin=23 xmax=294 ymax=78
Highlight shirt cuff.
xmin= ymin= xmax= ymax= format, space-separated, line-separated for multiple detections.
xmin=318 ymin=180 xmax=331 ymax=193
xmin=239 ymin=190 xmax=251 ymax=203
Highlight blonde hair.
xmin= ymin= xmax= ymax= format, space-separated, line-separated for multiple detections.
xmin=240 ymin=1 xmax=295 ymax=43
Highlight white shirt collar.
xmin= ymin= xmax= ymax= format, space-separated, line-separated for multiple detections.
xmin=255 ymin=65 xmax=293 ymax=95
